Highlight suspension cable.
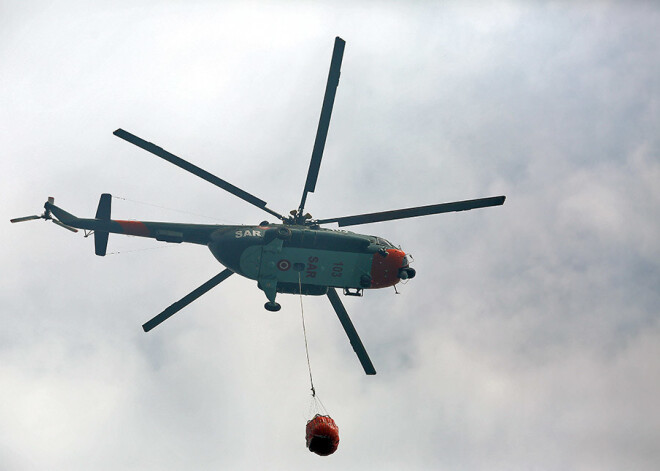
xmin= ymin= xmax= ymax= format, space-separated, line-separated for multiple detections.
xmin=105 ymin=244 xmax=174 ymax=256
xmin=112 ymin=195 xmax=225 ymax=222
xmin=298 ymin=272 xmax=316 ymax=397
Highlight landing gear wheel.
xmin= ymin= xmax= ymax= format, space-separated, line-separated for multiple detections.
xmin=265 ymin=301 xmax=281 ymax=312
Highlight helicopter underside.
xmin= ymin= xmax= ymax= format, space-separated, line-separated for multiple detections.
xmin=207 ymin=225 xmax=413 ymax=303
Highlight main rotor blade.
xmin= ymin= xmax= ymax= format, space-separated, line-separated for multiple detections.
xmin=316 ymin=195 xmax=506 ymax=227
xmin=142 ymin=268 xmax=233 ymax=332
xmin=10 ymin=215 xmax=41 ymax=223
xmin=114 ymin=129 xmax=284 ymax=221
xmin=327 ymin=287 xmax=376 ymax=375
xmin=298 ymin=37 xmax=346 ymax=213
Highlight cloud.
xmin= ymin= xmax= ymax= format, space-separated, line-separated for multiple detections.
xmin=2 ymin=2 xmax=659 ymax=470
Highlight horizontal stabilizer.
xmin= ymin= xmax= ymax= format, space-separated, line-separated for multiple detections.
xmin=95 ymin=231 xmax=109 ymax=256
xmin=94 ymin=194 xmax=111 ymax=256
xmin=96 ymin=193 xmax=112 ymax=220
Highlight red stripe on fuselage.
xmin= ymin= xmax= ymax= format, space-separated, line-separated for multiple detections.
xmin=116 ymin=220 xmax=151 ymax=236
xmin=370 ymin=248 xmax=406 ymax=288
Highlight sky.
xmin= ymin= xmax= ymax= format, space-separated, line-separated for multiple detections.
xmin=2 ymin=1 xmax=659 ymax=470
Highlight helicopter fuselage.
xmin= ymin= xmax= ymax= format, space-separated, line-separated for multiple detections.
xmin=44 ymin=200 xmax=413 ymax=301
xmin=208 ymin=223 xmax=412 ymax=297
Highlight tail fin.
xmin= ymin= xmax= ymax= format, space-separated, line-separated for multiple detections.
xmin=94 ymin=194 xmax=111 ymax=256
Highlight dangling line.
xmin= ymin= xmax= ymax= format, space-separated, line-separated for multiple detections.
xmin=112 ymin=195 xmax=225 ymax=222
xmin=299 ymin=272 xmax=316 ymax=397
xmin=106 ymin=244 xmax=174 ymax=256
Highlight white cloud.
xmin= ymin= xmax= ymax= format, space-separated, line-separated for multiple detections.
xmin=2 ymin=2 xmax=659 ymax=470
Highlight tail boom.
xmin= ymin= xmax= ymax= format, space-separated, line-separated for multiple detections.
xmin=45 ymin=196 xmax=224 ymax=247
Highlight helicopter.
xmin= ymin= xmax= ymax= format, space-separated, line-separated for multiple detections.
xmin=11 ymin=37 xmax=505 ymax=375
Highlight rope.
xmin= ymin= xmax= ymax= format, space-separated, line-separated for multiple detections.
xmin=306 ymin=391 xmax=328 ymax=418
xmin=112 ymin=195 xmax=225 ymax=222
xmin=298 ymin=272 xmax=316 ymax=397
xmin=105 ymin=244 xmax=173 ymax=256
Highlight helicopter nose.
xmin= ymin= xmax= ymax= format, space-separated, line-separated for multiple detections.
xmin=370 ymin=249 xmax=408 ymax=288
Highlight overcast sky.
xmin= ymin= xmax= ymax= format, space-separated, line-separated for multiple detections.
xmin=2 ymin=1 xmax=659 ymax=470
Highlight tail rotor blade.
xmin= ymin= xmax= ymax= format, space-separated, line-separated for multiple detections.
xmin=142 ymin=269 xmax=234 ymax=332
xmin=52 ymin=219 xmax=79 ymax=233
xmin=10 ymin=215 xmax=41 ymax=223
xmin=327 ymin=287 xmax=376 ymax=375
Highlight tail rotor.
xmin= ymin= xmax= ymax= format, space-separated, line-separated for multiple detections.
xmin=10 ymin=197 xmax=79 ymax=233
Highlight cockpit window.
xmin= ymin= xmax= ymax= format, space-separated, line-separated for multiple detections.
xmin=377 ymin=237 xmax=395 ymax=247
